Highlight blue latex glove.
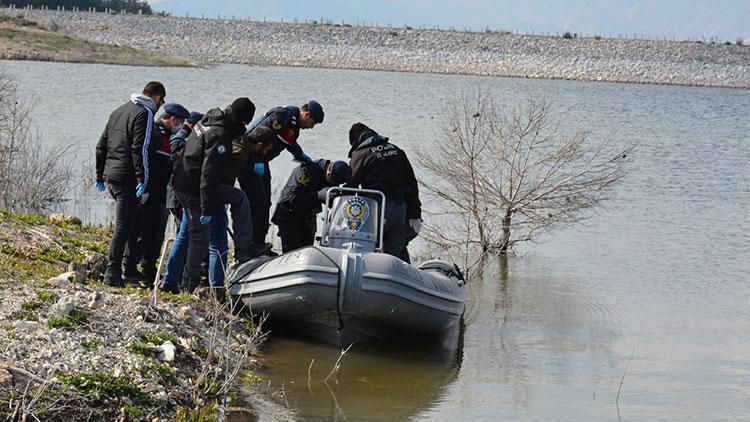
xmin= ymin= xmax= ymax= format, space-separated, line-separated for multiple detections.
xmin=253 ymin=162 xmax=265 ymax=177
xmin=199 ymin=215 xmax=212 ymax=225
xmin=95 ymin=181 xmax=105 ymax=192
xmin=298 ymin=153 xmax=312 ymax=163
xmin=135 ymin=183 xmax=145 ymax=199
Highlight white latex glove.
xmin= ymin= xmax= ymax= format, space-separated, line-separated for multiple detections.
xmin=408 ymin=218 xmax=422 ymax=234
xmin=139 ymin=192 xmax=150 ymax=205
xmin=317 ymin=187 xmax=330 ymax=201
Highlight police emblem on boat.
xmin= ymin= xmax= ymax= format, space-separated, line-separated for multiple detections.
xmin=342 ymin=197 xmax=369 ymax=231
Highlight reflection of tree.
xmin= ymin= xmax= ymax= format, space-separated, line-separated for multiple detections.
xmin=423 ymin=254 xmax=621 ymax=418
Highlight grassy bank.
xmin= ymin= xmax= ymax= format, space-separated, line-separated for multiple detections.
xmin=0 ymin=210 xmax=264 ymax=420
xmin=0 ymin=14 xmax=196 ymax=66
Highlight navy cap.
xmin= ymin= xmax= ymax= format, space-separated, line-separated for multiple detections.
xmin=187 ymin=111 xmax=203 ymax=124
xmin=163 ymin=103 xmax=190 ymax=119
xmin=306 ymin=100 xmax=324 ymax=124
xmin=329 ymin=160 xmax=351 ymax=184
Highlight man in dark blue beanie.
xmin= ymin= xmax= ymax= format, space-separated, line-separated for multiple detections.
xmin=271 ymin=159 xmax=350 ymax=253
xmin=238 ymin=99 xmax=324 ymax=248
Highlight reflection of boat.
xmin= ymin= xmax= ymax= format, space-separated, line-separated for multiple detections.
xmin=227 ymin=188 xmax=466 ymax=344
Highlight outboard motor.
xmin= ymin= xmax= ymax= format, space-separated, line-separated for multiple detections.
xmin=320 ymin=187 xmax=386 ymax=253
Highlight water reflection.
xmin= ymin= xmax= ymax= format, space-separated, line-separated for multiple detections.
xmin=243 ymin=330 xmax=463 ymax=421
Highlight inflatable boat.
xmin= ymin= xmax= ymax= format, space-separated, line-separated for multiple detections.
xmin=227 ymin=188 xmax=466 ymax=344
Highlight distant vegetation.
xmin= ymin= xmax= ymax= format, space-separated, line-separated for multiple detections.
xmin=4 ymin=0 xmax=152 ymax=14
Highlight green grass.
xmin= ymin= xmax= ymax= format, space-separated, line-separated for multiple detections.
xmin=139 ymin=331 xmax=177 ymax=346
xmin=57 ymin=372 xmax=146 ymax=402
xmin=21 ymin=300 xmax=42 ymax=311
xmin=80 ymin=338 xmax=104 ymax=350
xmin=46 ymin=309 xmax=89 ymax=329
xmin=128 ymin=341 xmax=152 ymax=357
xmin=37 ymin=290 xmax=58 ymax=302
xmin=138 ymin=357 xmax=176 ymax=382
xmin=9 ymin=309 xmax=38 ymax=321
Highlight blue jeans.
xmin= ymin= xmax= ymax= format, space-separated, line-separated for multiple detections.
xmin=162 ymin=206 xmax=229 ymax=288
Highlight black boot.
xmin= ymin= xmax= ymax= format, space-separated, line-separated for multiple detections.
xmin=235 ymin=242 xmax=272 ymax=263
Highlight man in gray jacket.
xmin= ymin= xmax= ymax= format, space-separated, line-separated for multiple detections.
xmin=95 ymin=81 xmax=166 ymax=287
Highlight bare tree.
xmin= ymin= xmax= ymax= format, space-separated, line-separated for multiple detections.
xmin=0 ymin=71 xmax=74 ymax=212
xmin=417 ymin=91 xmax=633 ymax=269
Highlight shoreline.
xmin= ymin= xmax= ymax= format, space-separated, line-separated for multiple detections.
xmin=4 ymin=8 xmax=749 ymax=89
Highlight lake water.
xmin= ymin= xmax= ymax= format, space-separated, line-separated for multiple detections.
xmin=3 ymin=60 xmax=749 ymax=420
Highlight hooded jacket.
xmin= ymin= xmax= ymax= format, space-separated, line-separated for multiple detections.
xmin=271 ymin=159 xmax=329 ymax=225
xmin=95 ymin=94 xmax=156 ymax=186
xmin=173 ymin=105 xmax=246 ymax=214
xmin=346 ymin=130 xmax=421 ymax=219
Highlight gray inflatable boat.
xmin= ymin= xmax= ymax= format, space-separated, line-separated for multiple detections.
xmin=227 ymin=188 xmax=466 ymax=344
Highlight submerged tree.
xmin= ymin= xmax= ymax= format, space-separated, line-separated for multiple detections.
xmin=0 ymin=72 xmax=74 ymax=212
xmin=417 ymin=91 xmax=633 ymax=267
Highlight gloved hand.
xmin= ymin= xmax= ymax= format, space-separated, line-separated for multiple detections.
xmin=408 ymin=218 xmax=422 ymax=235
xmin=317 ymin=187 xmax=330 ymax=201
xmin=253 ymin=162 xmax=265 ymax=177
xmin=199 ymin=215 xmax=212 ymax=225
xmin=298 ymin=153 xmax=312 ymax=163
xmin=95 ymin=181 xmax=105 ymax=192
xmin=135 ymin=183 xmax=145 ymax=199
xmin=139 ymin=192 xmax=150 ymax=205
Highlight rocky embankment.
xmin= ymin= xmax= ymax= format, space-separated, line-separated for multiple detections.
xmin=0 ymin=211 xmax=263 ymax=420
xmin=5 ymin=8 xmax=750 ymax=88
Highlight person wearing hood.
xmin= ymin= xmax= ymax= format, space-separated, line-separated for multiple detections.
xmin=95 ymin=81 xmax=166 ymax=287
xmin=238 ymin=100 xmax=324 ymax=247
xmin=271 ymin=159 xmax=351 ymax=253
xmin=121 ymin=103 xmax=190 ymax=284
xmin=172 ymin=97 xmax=263 ymax=292
xmin=345 ymin=123 xmax=422 ymax=263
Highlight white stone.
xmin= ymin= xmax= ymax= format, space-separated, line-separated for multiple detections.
xmin=52 ymin=296 xmax=75 ymax=316
xmin=13 ymin=320 xmax=42 ymax=331
xmin=156 ymin=341 xmax=176 ymax=362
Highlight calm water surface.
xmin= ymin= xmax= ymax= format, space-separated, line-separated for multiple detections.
xmin=4 ymin=60 xmax=748 ymax=420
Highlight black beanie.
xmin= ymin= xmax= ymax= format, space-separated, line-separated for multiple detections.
xmin=230 ymin=97 xmax=255 ymax=123
xmin=349 ymin=122 xmax=378 ymax=146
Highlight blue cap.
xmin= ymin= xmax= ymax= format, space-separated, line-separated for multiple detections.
xmin=163 ymin=103 xmax=190 ymax=119
xmin=187 ymin=111 xmax=203 ymax=124
xmin=329 ymin=160 xmax=351 ymax=184
xmin=306 ymin=100 xmax=324 ymax=124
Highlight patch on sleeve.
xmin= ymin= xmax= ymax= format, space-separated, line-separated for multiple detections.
xmin=272 ymin=120 xmax=282 ymax=130
xmin=298 ymin=169 xmax=311 ymax=186
xmin=217 ymin=144 xmax=227 ymax=154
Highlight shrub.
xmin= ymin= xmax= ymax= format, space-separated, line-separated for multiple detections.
xmin=562 ymin=31 xmax=573 ymax=39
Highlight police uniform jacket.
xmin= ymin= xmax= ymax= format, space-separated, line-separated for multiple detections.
xmin=271 ymin=159 xmax=328 ymax=225
xmin=254 ymin=106 xmax=306 ymax=162
xmin=346 ymin=135 xmax=421 ymax=219
xmin=173 ymin=105 xmax=246 ymax=215
xmin=95 ymin=100 xmax=153 ymax=186
xmin=144 ymin=119 xmax=173 ymax=202
xmin=165 ymin=123 xmax=192 ymax=210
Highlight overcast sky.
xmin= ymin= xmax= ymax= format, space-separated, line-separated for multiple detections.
xmin=148 ymin=0 xmax=749 ymax=42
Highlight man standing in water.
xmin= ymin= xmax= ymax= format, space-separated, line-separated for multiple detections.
xmin=238 ymin=100 xmax=324 ymax=247
xmin=95 ymin=81 xmax=166 ymax=287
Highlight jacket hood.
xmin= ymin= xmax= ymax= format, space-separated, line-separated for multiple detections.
xmin=201 ymin=106 xmax=247 ymax=139
xmin=130 ymin=93 xmax=157 ymax=114
xmin=347 ymin=134 xmax=389 ymax=158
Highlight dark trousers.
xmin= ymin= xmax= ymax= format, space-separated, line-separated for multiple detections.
xmin=277 ymin=214 xmax=316 ymax=253
xmin=175 ymin=190 xmax=209 ymax=290
xmin=104 ymin=181 xmax=138 ymax=283
xmin=239 ymin=163 xmax=271 ymax=244
xmin=383 ymin=200 xmax=408 ymax=261
xmin=213 ymin=184 xmax=253 ymax=250
xmin=123 ymin=192 xmax=168 ymax=278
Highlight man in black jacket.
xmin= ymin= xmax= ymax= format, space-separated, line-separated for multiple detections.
xmin=95 ymin=81 xmax=166 ymax=286
xmin=123 ymin=102 xmax=190 ymax=284
xmin=271 ymin=159 xmax=351 ymax=253
xmin=345 ymin=123 xmax=422 ymax=262
xmin=172 ymin=97 xmax=260 ymax=292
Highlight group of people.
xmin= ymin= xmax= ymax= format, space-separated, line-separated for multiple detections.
xmin=95 ymin=81 xmax=422 ymax=293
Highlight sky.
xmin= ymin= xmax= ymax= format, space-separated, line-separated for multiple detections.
xmin=148 ymin=0 xmax=750 ymax=42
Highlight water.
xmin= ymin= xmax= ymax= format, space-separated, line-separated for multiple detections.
xmin=3 ymin=60 xmax=749 ymax=420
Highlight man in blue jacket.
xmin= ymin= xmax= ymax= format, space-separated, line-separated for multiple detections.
xmin=95 ymin=81 xmax=165 ymax=287
xmin=238 ymin=100 xmax=324 ymax=246
xmin=271 ymin=159 xmax=350 ymax=253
